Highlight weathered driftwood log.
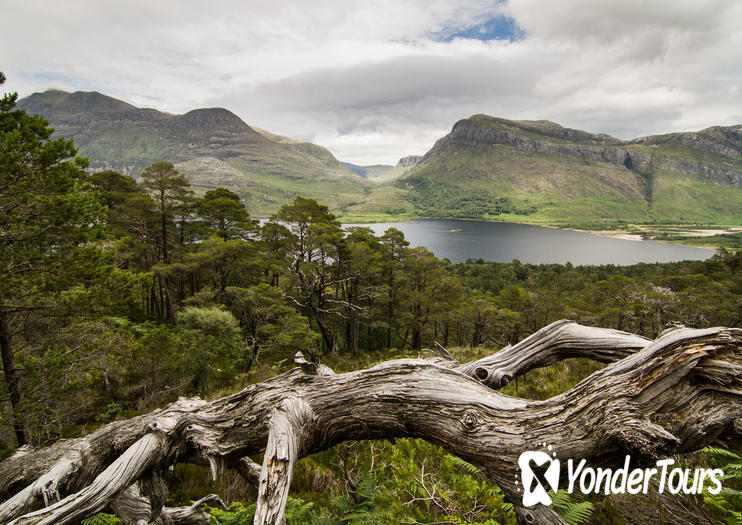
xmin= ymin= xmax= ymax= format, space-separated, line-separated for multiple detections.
xmin=0 ymin=321 xmax=740 ymax=525
xmin=458 ymin=319 xmax=651 ymax=387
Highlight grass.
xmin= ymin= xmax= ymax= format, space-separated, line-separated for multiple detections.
xmin=656 ymin=231 xmax=742 ymax=250
xmin=650 ymin=172 xmax=742 ymax=224
xmin=399 ymin=143 xmax=653 ymax=225
xmin=337 ymin=187 xmax=418 ymax=222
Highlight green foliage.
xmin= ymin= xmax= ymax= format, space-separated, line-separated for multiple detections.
xmin=3 ymin=114 xmax=742 ymax=525
xmin=140 ymin=161 xmax=193 ymax=267
xmin=209 ymin=498 xmax=317 ymax=524
xmin=404 ymin=177 xmax=531 ymax=218
xmin=174 ymin=307 xmax=245 ymax=394
xmin=178 ymin=306 xmax=241 ymax=337
xmin=698 ymin=447 xmax=742 ymax=524
xmin=209 ymin=501 xmax=256 ymax=524
xmin=549 ymin=490 xmax=595 ymax=525
xmin=198 ymin=187 xmax=256 ymax=239
xmin=662 ymin=231 xmax=742 ymax=250
xmin=80 ymin=513 xmax=122 ymax=525
xmin=0 ymin=74 xmax=129 ymax=444
xmin=286 ymin=439 xmax=517 ymax=525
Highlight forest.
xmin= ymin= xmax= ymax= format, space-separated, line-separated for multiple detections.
xmin=2 ymin=74 xmax=742 ymax=524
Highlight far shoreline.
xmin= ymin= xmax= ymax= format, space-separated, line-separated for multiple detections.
xmin=257 ymin=212 xmax=735 ymax=252
xmin=336 ymin=215 xmax=733 ymax=251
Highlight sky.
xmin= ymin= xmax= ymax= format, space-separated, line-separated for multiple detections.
xmin=2 ymin=0 xmax=741 ymax=165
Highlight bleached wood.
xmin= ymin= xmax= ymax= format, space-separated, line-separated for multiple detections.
xmin=0 ymin=321 xmax=739 ymax=525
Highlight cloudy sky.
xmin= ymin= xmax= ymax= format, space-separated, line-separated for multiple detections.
xmin=2 ymin=0 xmax=741 ymax=164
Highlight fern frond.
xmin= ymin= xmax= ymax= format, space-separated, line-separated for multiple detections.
xmin=562 ymin=501 xmax=595 ymax=525
xmin=446 ymin=454 xmax=484 ymax=477
xmin=699 ymin=446 xmax=741 ymax=461
xmin=549 ymin=490 xmax=594 ymax=525
xmin=81 ymin=513 xmax=121 ymax=525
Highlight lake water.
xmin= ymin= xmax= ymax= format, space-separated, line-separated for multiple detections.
xmin=349 ymin=219 xmax=713 ymax=265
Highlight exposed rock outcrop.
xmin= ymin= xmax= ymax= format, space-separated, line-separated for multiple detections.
xmin=399 ymin=114 xmax=742 ymax=223
xmin=422 ymin=117 xmax=652 ymax=173
xmin=397 ymin=155 xmax=422 ymax=168
xmin=418 ymin=115 xmax=742 ymax=186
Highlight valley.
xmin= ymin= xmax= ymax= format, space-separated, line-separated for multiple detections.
xmin=17 ymin=91 xmax=742 ymax=245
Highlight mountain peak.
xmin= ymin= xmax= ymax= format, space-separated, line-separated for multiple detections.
xmin=464 ymin=114 xmax=621 ymax=145
xmin=179 ymin=107 xmax=253 ymax=132
xmin=19 ymin=89 xmax=137 ymax=118
xmin=13 ymin=88 xmax=365 ymax=216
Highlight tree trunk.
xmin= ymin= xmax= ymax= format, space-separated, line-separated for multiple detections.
xmin=387 ymin=282 xmax=394 ymax=350
xmin=308 ymin=302 xmax=334 ymax=354
xmin=160 ymin=190 xmax=169 ymax=265
xmin=0 ymin=289 xmax=26 ymax=446
xmin=1 ymin=321 xmax=740 ymax=525
xmin=161 ymin=275 xmax=176 ymax=324
xmin=151 ymin=276 xmax=161 ymax=322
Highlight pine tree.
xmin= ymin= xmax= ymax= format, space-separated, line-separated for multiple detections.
xmin=139 ymin=161 xmax=193 ymax=322
xmin=0 ymin=73 xmax=103 ymax=445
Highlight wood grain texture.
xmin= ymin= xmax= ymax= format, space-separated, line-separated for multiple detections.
xmin=0 ymin=321 xmax=739 ymax=525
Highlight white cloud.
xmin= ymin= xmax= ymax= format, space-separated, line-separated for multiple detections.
xmin=1 ymin=0 xmax=740 ymax=164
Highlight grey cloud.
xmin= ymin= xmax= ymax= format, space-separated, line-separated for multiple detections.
xmin=207 ymin=50 xmax=555 ymax=161
xmin=233 ymin=54 xmax=538 ymax=112
xmin=2 ymin=0 xmax=740 ymax=164
xmin=509 ymin=0 xmax=732 ymax=46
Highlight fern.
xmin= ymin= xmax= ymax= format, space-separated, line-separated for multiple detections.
xmin=700 ymin=446 xmax=742 ymax=461
xmin=81 ymin=513 xmax=121 ymax=525
xmin=697 ymin=445 xmax=742 ymax=524
xmin=208 ymin=501 xmax=255 ymax=524
xmin=340 ymin=476 xmax=376 ymax=525
xmin=446 ymin=454 xmax=484 ymax=477
xmin=549 ymin=490 xmax=594 ymax=525
xmin=285 ymin=496 xmax=315 ymax=522
xmin=341 ymin=508 xmax=376 ymax=525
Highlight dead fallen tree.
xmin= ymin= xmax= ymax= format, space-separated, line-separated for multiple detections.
xmin=0 ymin=320 xmax=740 ymax=524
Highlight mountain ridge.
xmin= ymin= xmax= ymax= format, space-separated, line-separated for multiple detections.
xmin=17 ymin=90 xmax=368 ymax=216
xmin=16 ymin=89 xmax=742 ymax=225
xmin=399 ymin=114 xmax=742 ymax=225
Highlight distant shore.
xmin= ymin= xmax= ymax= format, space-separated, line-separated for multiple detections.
xmin=572 ymin=229 xmax=644 ymax=242
xmin=299 ymin=213 xmax=741 ymax=250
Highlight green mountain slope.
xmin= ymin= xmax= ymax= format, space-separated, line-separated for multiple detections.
xmin=17 ymin=90 xmax=369 ymax=216
xmin=398 ymin=115 xmax=742 ymax=226
xmin=17 ymin=91 xmax=742 ymax=225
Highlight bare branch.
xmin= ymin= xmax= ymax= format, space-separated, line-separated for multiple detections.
xmin=458 ymin=320 xmax=651 ymax=388
xmin=254 ymin=397 xmax=314 ymax=525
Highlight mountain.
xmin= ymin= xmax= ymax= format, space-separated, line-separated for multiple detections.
xmin=398 ymin=114 xmax=742 ymax=226
xmin=16 ymin=90 xmax=368 ymax=216
xmin=17 ymin=90 xmax=742 ymax=225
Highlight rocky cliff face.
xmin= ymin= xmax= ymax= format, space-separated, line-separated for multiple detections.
xmin=422 ymin=117 xmax=654 ymax=174
xmin=632 ymin=126 xmax=742 ymax=158
xmin=631 ymin=125 xmax=742 ymax=187
xmin=400 ymin=114 xmax=742 ymax=224
xmin=397 ymin=155 xmax=422 ymax=168
xmin=419 ymin=115 xmax=742 ymax=186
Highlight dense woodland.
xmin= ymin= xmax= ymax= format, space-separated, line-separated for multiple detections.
xmin=2 ymin=75 xmax=742 ymax=524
